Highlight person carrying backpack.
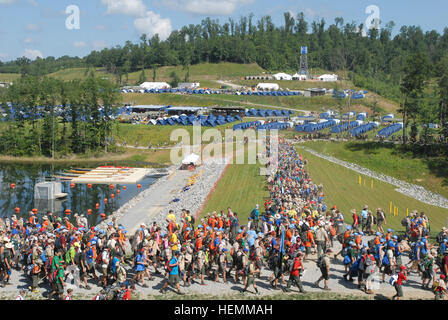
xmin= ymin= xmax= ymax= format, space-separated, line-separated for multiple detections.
xmin=160 ymin=251 xmax=184 ymax=295
xmin=421 ymin=254 xmax=435 ymax=289
xmin=285 ymin=253 xmax=306 ymax=293
xmin=241 ymin=259 xmax=260 ymax=295
xmin=314 ymin=248 xmax=332 ymax=291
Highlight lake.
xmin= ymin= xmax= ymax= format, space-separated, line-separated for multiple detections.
xmin=0 ymin=162 xmax=157 ymax=227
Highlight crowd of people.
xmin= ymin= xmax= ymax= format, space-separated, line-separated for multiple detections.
xmin=1 ymin=140 xmax=447 ymax=300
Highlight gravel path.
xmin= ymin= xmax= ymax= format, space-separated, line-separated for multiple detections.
xmin=2 ymin=235 xmax=435 ymax=300
xmin=296 ymin=144 xmax=448 ymax=209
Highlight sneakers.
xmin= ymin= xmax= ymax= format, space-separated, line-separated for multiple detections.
xmin=86 ymin=285 xmax=92 ymax=290
xmin=323 ymin=286 xmax=331 ymax=291
xmin=314 ymin=281 xmax=320 ymax=288
xmin=160 ymin=288 xmax=166 ymax=294
xmin=177 ymin=291 xmax=185 ymax=295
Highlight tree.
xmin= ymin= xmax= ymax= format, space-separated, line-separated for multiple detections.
xmin=399 ymin=52 xmax=430 ymax=144
xmin=137 ymin=69 xmax=146 ymax=85
xmin=169 ymin=71 xmax=180 ymax=88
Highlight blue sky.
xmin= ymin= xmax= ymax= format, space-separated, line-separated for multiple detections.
xmin=0 ymin=0 xmax=447 ymax=62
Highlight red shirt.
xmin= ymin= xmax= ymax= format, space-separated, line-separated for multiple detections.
xmin=123 ymin=290 xmax=131 ymax=300
xmin=396 ymin=272 xmax=407 ymax=285
xmin=291 ymin=258 xmax=303 ymax=277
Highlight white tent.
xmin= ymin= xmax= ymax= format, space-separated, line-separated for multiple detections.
xmin=273 ymin=73 xmax=292 ymax=80
xmin=148 ymin=119 xmax=157 ymax=125
xmin=257 ymin=83 xmax=280 ymax=91
xmin=292 ymin=73 xmax=307 ymax=80
xmin=318 ymin=74 xmax=338 ymax=82
xmin=140 ymin=82 xmax=171 ymax=90
xmin=182 ymin=153 xmax=200 ymax=165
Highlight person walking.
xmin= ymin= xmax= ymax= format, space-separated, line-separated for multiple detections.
xmin=160 ymin=251 xmax=184 ymax=295
xmin=241 ymin=258 xmax=260 ymax=295
xmin=315 ymin=248 xmax=332 ymax=290
xmin=285 ymin=253 xmax=306 ymax=293
xmin=392 ymin=265 xmax=407 ymax=300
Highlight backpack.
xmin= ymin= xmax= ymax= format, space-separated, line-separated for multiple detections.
xmin=329 ymin=226 xmax=336 ymax=237
xmin=165 ymin=259 xmax=172 ymax=273
xmin=190 ymin=216 xmax=195 ymax=226
xmin=337 ymin=233 xmax=344 ymax=244
xmin=243 ymin=264 xmax=250 ymax=276
xmin=236 ymin=254 xmax=244 ymax=269
xmin=436 ymin=232 xmax=445 ymax=244
xmin=250 ymin=209 xmax=256 ymax=220
xmin=365 ymin=255 xmax=374 ymax=266
xmin=389 ymin=274 xmax=398 ymax=286
xmin=287 ymin=259 xmax=294 ymax=272
xmin=401 ymin=218 xmax=408 ymax=227
xmin=316 ymin=256 xmax=324 ymax=268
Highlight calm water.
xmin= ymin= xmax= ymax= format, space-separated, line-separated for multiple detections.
xmin=0 ymin=163 xmax=157 ymax=226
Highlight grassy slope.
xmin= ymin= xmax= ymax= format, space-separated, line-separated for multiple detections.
xmin=297 ymin=146 xmax=448 ymax=236
xmin=46 ymin=63 xmax=265 ymax=84
xmin=303 ymin=140 xmax=448 ymax=199
xmin=199 ymin=163 xmax=269 ymax=222
xmin=0 ymin=73 xmax=21 ymax=83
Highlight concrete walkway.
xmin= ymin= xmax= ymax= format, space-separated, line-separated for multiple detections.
xmin=117 ymin=170 xmax=192 ymax=234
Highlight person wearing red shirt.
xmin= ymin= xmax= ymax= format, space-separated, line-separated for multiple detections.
xmin=393 ymin=265 xmax=408 ymax=300
xmin=285 ymin=253 xmax=306 ymax=293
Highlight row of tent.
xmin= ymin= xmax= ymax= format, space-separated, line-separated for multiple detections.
xmin=245 ymin=108 xmax=294 ymax=117
xmin=295 ymin=120 xmax=338 ymax=133
xmin=152 ymin=114 xmax=242 ymax=127
xmin=349 ymin=122 xmax=378 ymax=137
xmin=121 ymin=88 xmax=225 ymax=95
xmin=236 ymin=91 xmax=302 ymax=96
xmin=333 ymin=90 xmax=368 ymax=99
xmin=331 ymin=121 xmax=362 ymax=133
xmin=377 ymin=123 xmax=403 ymax=138
xmin=233 ymin=121 xmax=291 ymax=131
xmin=319 ymin=111 xmax=368 ymax=120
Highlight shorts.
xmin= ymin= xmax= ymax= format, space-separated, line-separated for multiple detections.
xmin=320 ymin=267 xmax=329 ymax=280
xmin=150 ymin=255 xmax=157 ymax=264
xmin=382 ymin=265 xmax=392 ymax=276
xmin=168 ymin=274 xmax=180 ymax=286
xmin=246 ymin=276 xmax=255 ymax=286
xmin=56 ymin=282 xmax=64 ymax=294
xmin=102 ymin=267 xmax=108 ymax=277
xmin=305 ymin=246 xmax=311 ymax=255
xmin=377 ymin=219 xmax=384 ymax=227
xmin=394 ymin=283 xmax=403 ymax=297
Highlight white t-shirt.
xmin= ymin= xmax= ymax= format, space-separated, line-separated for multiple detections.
xmin=15 ymin=295 xmax=24 ymax=300
xmin=102 ymin=250 xmax=110 ymax=269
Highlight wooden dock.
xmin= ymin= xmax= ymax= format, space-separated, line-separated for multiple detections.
xmin=71 ymin=167 xmax=149 ymax=184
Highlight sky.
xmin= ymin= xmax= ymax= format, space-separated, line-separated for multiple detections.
xmin=0 ymin=0 xmax=447 ymax=62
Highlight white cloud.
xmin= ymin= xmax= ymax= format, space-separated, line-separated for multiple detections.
xmin=165 ymin=0 xmax=254 ymax=16
xmin=73 ymin=41 xmax=88 ymax=48
xmin=0 ymin=0 xmax=16 ymax=4
xmin=95 ymin=25 xmax=108 ymax=31
xmin=26 ymin=23 xmax=43 ymax=32
xmin=92 ymin=40 xmax=108 ymax=50
xmin=100 ymin=0 xmax=146 ymax=17
xmin=22 ymin=49 xmax=43 ymax=60
xmin=134 ymin=10 xmax=172 ymax=40
xmin=0 ymin=53 xmax=9 ymax=61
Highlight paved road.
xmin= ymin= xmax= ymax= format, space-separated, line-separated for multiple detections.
xmin=116 ymin=170 xmax=192 ymax=234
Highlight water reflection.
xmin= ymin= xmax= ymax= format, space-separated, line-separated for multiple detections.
xmin=0 ymin=163 xmax=156 ymax=226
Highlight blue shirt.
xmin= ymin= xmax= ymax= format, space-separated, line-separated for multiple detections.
xmin=112 ymin=256 xmax=119 ymax=273
xmin=169 ymin=257 xmax=179 ymax=275
xmin=86 ymin=248 xmax=94 ymax=264
xmin=136 ymin=253 xmax=145 ymax=271
xmin=361 ymin=210 xmax=368 ymax=219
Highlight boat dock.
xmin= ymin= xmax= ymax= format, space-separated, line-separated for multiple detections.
xmin=70 ymin=167 xmax=149 ymax=184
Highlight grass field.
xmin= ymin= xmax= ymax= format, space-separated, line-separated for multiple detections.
xmin=44 ymin=63 xmax=265 ymax=84
xmin=115 ymin=121 xmax=246 ymax=147
xmin=297 ymin=146 xmax=448 ymax=236
xmin=199 ymin=163 xmax=269 ymax=222
xmin=0 ymin=73 xmax=21 ymax=83
xmin=303 ymin=140 xmax=448 ymax=199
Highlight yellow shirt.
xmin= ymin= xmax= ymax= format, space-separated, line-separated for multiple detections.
xmin=170 ymin=233 xmax=178 ymax=251
xmin=167 ymin=213 xmax=176 ymax=222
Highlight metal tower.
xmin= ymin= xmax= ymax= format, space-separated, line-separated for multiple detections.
xmin=299 ymin=46 xmax=309 ymax=78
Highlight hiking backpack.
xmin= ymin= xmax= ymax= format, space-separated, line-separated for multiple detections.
xmin=401 ymin=218 xmax=408 ymax=227
xmin=389 ymin=274 xmax=398 ymax=286
xmin=316 ymin=256 xmax=324 ymax=268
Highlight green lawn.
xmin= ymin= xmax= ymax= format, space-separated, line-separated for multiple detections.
xmin=199 ymin=163 xmax=269 ymax=222
xmin=303 ymin=140 xmax=448 ymax=199
xmin=45 ymin=63 xmax=265 ymax=85
xmin=0 ymin=73 xmax=20 ymax=83
xmin=297 ymin=146 xmax=448 ymax=236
